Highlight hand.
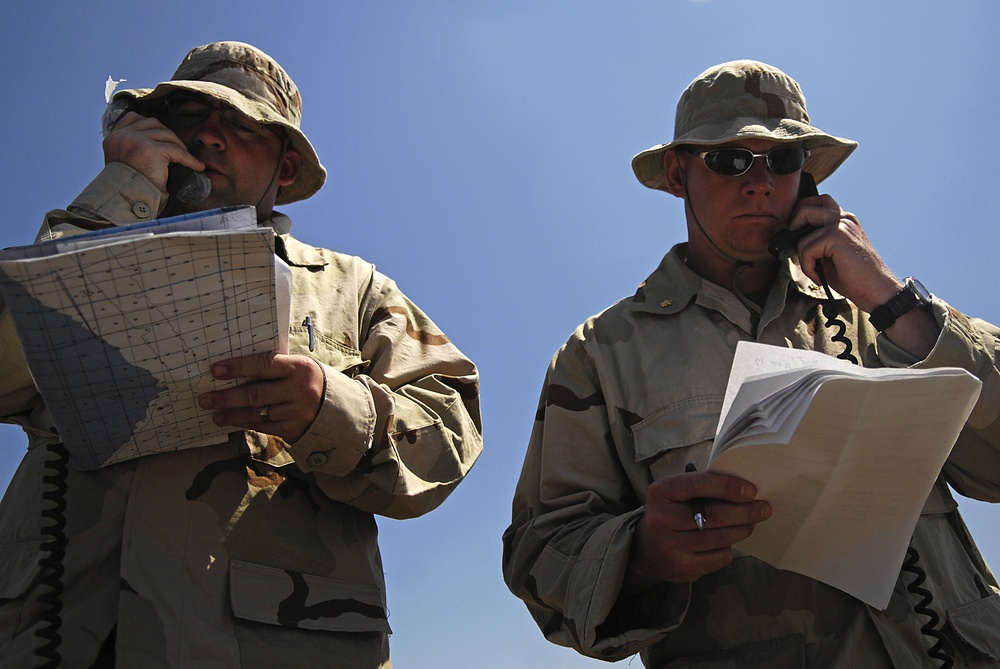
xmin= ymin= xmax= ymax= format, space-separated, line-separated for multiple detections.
xmin=786 ymin=193 xmax=900 ymax=313
xmin=198 ymin=352 xmax=325 ymax=444
xmin=788 ymin=193 xmax=940 ymax=357
xmin=103 ymin=111 xmax=205 ymax=192
xmin=626 ymin=469 xmax=771 ymax=590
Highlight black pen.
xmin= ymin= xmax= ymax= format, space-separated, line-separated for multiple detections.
xmin=684 ymin=463 xmax=707 ymax=530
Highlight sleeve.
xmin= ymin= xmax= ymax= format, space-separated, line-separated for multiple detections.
xmin=501 ymin=332 xmax=689 ymax=662
xmin=0 ymin=301 xmax=40 ymax=419
xmin=877 ymin=297 xmax=1000 ymax=501
xmin=287 ymin=272 xmax=483 ymax=520
xmin=38 ymin=162 xmax=167 ymax=236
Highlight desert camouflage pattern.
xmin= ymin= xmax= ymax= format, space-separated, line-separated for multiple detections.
xmin=0 ymin=164 xmax=482 ymax=667
xmin=503 ymin=245 xmax=1000 ymax=668
xmin=113 ymin=41 xmax=326 ymax=206
xmin=631 ymin=60 xmax=858 ymax=193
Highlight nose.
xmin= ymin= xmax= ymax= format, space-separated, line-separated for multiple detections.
xmin=740 ymin=158 xmax=773 ymax=198
xmin=191 ymin=109 xmax=227 ymax=150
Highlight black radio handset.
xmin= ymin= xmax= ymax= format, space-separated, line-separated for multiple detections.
xmin=775 ymin=172 xmax=858 ymax=366
xmin=768 ymin=171 xmax=821 ymax=258
xmin=166 ymin=165 xmax=212 ymax=205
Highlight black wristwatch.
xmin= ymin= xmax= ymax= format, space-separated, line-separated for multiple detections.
xmin=868 ymin=277 xmax=932 ymax=332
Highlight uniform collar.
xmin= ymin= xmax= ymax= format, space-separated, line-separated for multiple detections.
xmin=261 ymin=210 xmax=328 ymax=268
xmin=630 ymin=243 xmax=835 ymax=316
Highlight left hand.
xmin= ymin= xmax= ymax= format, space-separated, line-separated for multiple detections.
xmin=199 ymin=352 xmax=325 ymax=443
xmin=789 ymin=193 xmax=940 ymax=357
xmin=788 ymin=193 xmax=900 ymax=313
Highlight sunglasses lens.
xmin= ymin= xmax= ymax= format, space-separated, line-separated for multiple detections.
xmin=166 ymin=96 xmax=210 ymax=127
xmin=704 ymin=149 xmax=752 ymax=176
xmin=701 ymin=147 xmax=808 ymax=176
xmin=767 ymin=147 xmax=808 ymax=174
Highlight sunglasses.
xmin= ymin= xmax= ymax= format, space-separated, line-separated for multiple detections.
xmin=685 ymin=146 xmax=810 ymax=176
xmin=162 ymin=95 xmax=284 ymax=142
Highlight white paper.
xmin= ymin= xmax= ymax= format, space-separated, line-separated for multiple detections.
xmin=707 ymin=341 xmax=982 ymax=608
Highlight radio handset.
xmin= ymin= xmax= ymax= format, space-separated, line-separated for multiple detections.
xmin=768 ymin=171 xmax=819 ymax=258
xmin=166 ymin=164 xmax=211 ymax=205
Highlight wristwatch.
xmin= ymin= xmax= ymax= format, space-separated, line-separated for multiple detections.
xmin=868 ymin=277 xmax=932 ymax=332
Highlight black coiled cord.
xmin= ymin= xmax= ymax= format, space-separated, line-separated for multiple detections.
xmin=814 ymin=263 xmax=857 ymax=365
xmin=901 ymin=546 xmax=955 ymax=668
xmin=34 ymin=441 xmax=69 ymax=668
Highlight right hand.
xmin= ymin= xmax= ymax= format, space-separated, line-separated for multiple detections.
xmin=102 ymin=111 xmax=204 ymax=193
xmin=626 ymin=469 xmax=771 ymax=589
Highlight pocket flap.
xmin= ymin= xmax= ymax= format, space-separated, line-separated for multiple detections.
xmin=632 ymin=395 xmax=722 ymax=462
xmin=949 ymin=594 xmax=1000 ymax=659
xmin=230 ymin=559 xmax=391 ymax=634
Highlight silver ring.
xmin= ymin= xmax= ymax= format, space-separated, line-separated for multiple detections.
xmin=259 ymin=405 xmax=271 ymax=423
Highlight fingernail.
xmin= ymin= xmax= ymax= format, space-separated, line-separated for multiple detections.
xmin=212 ymin=364 xmax=227 ymax=378
xmin=199 ymin=395 xmax=213 ymax=409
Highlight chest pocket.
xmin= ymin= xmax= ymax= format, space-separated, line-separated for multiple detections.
xmin=288 ymin=325 xmax=365 ymax=376
xmin=631 ymin=395 xmax=723 ymax=481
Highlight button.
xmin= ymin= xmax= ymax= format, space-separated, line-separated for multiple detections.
xmin=132 ymin=202 xmax=152 ymax=218
xmin=306 ymin=453 xmax=328 ymax=467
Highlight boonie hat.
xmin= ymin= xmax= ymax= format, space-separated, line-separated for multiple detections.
xmin=631 ymin=60 xmax=857 ymax=194
xmin=111 ymin=41 xmax=326 ymax=205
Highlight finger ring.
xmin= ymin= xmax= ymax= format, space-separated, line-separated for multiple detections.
xmin=259 ymin=405 xmax=271 ymax=423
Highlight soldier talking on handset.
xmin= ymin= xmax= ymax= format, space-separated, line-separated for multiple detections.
xmin=503 ymin=60 xmax=1000 ymax=668
xmin=0 ymin=41 xmax=483 ymax=667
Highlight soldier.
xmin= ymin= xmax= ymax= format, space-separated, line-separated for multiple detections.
xmin=503 ymin=60 xmax=1000 ymax=667
xmin=0 ymin=41 xmax=482 ymax=667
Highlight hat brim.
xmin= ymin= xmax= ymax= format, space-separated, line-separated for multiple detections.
xmin=631 ymin=118 xmax=857 ymax=194
xmin=114 ymin=82 xmax=326 ymax=205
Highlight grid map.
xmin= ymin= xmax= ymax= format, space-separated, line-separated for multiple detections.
xmin=0 ymin=208 xmax=278 ymax=470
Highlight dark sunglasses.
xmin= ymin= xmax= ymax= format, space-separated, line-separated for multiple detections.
xmin=162 ymin=95 xmax=284 ymax=141
xmin=685 ymin=146 xmax=810 ymax=176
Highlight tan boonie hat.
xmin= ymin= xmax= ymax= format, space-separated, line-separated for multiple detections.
xmin=112 ymin=41 xmax=326 ymax=205
xmin=631 ymin=60 xmax=857 ymax=194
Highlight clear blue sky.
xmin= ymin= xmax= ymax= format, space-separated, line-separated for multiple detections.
xmin=1 ymin=2 xmax=998 ymax=667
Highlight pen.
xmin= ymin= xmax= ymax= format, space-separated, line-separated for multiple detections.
xmin=684 ymin=463 xmax=707 ymax=531
xmin=302 ymin=316 xmax=315 ymax=352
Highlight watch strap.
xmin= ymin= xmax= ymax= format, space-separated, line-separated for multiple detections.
xmin=869 ymin=283 xmax=921 ymax=332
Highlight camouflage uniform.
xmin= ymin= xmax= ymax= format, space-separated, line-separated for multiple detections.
xmin=0 ymin=161 xmax=483 ymax=667
xmin=503 ymin=245 xmax=1000 ymax=668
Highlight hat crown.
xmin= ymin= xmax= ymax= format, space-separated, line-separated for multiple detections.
xmin=675 ymin=60 xmax=809 ymax=141
xmin=172 ymin=41 xmax=303 ymax=130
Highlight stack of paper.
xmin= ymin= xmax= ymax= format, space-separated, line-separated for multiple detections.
xmin=708 ymin=341 xmax=981 ymax=608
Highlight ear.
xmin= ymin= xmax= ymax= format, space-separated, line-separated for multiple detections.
xmin=662 ymin=149 xmax=686 ymax=199
xmin=278 ymin=149 xmax=302 ymax=187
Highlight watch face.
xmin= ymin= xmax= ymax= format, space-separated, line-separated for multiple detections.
xmin=906 ymin=277 xmax=931 ymax=303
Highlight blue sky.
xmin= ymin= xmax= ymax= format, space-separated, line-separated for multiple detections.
xmin=1 ymin=2 xmax=998 ymax=667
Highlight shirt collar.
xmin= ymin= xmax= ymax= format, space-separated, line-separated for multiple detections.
xmin=261 ymin=211 xmax=328 ymax=268
xmin=629 ymin=243 xmax=834 ymax=316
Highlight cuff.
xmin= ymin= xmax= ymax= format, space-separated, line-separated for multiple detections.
xmin=70 ymin=163 xmax=166 ymax=223
xmin=572 ymin=509 xmax=689 ymax=658
xmin=287 ymin=363 xmax=376 ymax=476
